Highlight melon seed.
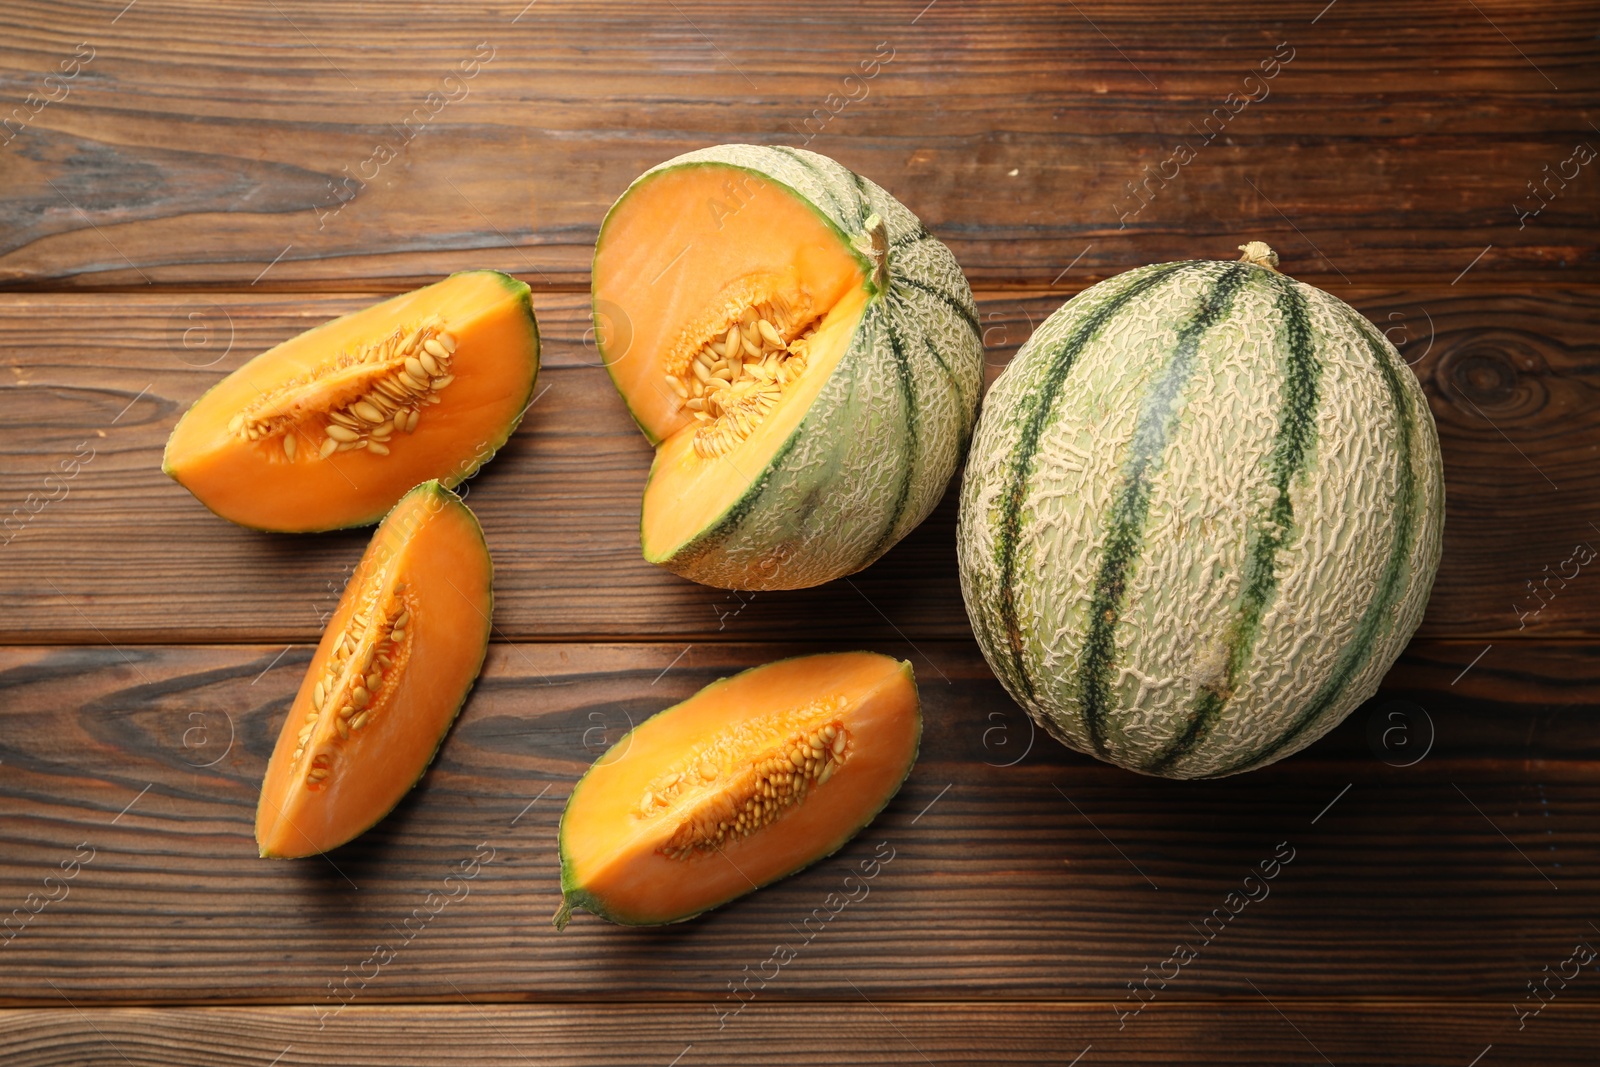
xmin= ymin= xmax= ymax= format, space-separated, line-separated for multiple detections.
xmin=661 ymin=289 xmax=817 ymax=459
xmin=326 ymin=424 xmax=359 ymax=443
xmin=654 ymin=711 xmax=849 ymax=859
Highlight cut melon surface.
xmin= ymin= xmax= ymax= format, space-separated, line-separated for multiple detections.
xmin=639 ymin=286 xmax=869 ymax=563
xmin=164 ymin=270 xmax=539 ymax=532
xmin=598 ymin=164 xmax=874 ymax=565
xmin=596 ymin=164 xmax=870 ymax=445
xmin=255 ymin=481 xmax=492 ymax=858
xmin=556 ymin=651 xmax=920 ymax=927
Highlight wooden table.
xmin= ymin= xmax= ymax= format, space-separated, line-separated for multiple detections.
xmin=1 ymin=2 xmax=1595 ymax=1063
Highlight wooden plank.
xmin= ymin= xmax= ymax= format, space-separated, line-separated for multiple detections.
xmin=0 ymin=2 xmax=1595 ymax=288
xmin=1 ymin=638 xmax=1596 ymax=1006
xmin=2 ymin=287 xmax=1597 ymax=643
xmin=3 ymin=1001 xmax=1598 ymax=1066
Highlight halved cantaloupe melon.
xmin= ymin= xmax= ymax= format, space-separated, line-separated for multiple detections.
xmin=594 ymin=146 xmax=983 ymax=590
xmin=164 ymin=270 xmax=539 ymax=532
xmin=555 ymin=651 xmax=920 ymax=926
xmin=255 ymin=481 xmax=492 ymax=858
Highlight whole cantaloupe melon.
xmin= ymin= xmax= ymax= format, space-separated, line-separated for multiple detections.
xmin=957 ymin=243 xmax=1444 ymax=779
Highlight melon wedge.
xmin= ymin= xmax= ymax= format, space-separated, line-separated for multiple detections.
xmin=555 ymin=651 xmax=920 ymax=926
xmin=255 ymin=481 xmax=492 ymax=858
xmin=164 ymin=270 xmax=539 ymax=532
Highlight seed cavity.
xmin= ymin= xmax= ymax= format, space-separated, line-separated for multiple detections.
xmin=293 ymin=580 xmax=416 ymax=784
xmin=662 ymin=277 xmax=821 ymax=460
xmin=229 ymin=319 xmax=459 ymax=463
xmin=639 ymin=698 xmax=851 ymax=860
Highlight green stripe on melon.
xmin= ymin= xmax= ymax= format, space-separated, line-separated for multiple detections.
xmin=1143 ymin=270 xmax=1322 ymax=773
xmin=957 ymin=246 xmax=1444 ymax=779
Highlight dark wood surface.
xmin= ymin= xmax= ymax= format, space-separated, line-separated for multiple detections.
xmin=1 ymin=1 xmax=1596 ymax=289
xmin=3 ymin=287 xmax=1597 ymax=644
xmin=10 ymin=1002 xmax=1600 ymax=1067
xmin=5 ymin=1003 xmax=1600 ymax=1066
xmin=1 ymin=639 xmax=1597 ymax=1007
xmin=2 ymin=1 xmax=1597 ymax=1064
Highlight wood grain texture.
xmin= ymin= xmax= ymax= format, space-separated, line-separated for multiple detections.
xmin=2 ymin=1002 xmax=1597 ymax=1066
xmin=1 ymin=639 xmax=1595 ymax=1006
xmin=0 ymin=1 xmax=1596 ymax=289
xmin=1 ymin=287 xmax=1595 ymax=644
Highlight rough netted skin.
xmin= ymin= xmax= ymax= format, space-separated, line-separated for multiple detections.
xmin=607 ymin=144 xmax=984 ymax=590
xmin=957 ymin=257 xmax=1445 ymax=779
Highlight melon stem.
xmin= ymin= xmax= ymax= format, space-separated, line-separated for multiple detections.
xmin=862 ymin=213 xmax=889 ymax=291
xmin=1237 ymin=241 xmax=1280 ymax=271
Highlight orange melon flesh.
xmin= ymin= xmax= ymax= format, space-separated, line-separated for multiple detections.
xmin=255 ymin=481 xmax=492 ymax=859
xmin=556 ymin=652 xmax=919 ymax=926
xmin=164 ymin=270 xmax=538 ymax=532
xmin=594 ymin=166 xmax=873 ymax=566
xmin=640 ymin=286 xmax=867 ymax=561
xmin=593 ymin=164 xmax=868 ymax=445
